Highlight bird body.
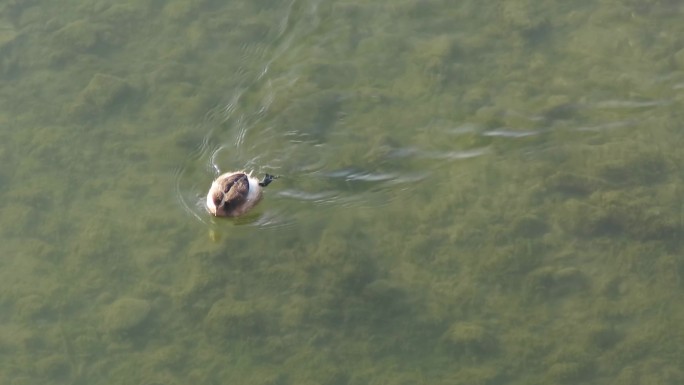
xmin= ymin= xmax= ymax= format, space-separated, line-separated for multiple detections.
xmin=206 ymin=171 xmax=275 ymax=217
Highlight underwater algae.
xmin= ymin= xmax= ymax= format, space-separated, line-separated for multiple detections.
xmin=102 ymin=298 xmax=151 ymax=334
xmin=2 ymin=0 xmax=684 ymax=384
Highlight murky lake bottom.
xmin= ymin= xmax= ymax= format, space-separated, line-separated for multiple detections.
xmin=2 ymin=1 xmax=684 ymax=384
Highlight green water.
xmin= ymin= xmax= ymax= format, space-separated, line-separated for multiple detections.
xmin=2 ymin=0 xmax=684 ymax=384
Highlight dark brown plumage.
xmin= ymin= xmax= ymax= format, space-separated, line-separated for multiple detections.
xmin=206 ymin=171 xmax=276 ymax=217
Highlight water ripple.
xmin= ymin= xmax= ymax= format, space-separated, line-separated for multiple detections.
xmin=277 ymin=189 xmax=340 ymax=204
xmin=323 ymin=168 xmax=398 ymax=182
xmin=594 ymin=100 xmax=670 ymax=109
xmin=482 ymin=129 xmax=541 ymax=138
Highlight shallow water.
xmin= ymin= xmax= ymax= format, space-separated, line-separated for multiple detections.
xmin=2 ymin=0 xmax=684 ymax=384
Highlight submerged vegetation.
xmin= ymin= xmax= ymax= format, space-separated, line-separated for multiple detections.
xmin=1 ymin=0 xmax=684 ymax=384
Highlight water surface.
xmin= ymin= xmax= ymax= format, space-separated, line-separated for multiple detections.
xmin=1 ymin=1 xmax=684 ymax=384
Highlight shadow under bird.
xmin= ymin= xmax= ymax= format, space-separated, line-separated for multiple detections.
xmin=206 ymin=172 xmax=277 ymax=217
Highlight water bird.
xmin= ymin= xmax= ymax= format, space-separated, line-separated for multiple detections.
xmin=206 ymin=172 xmax=277 ymax=217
